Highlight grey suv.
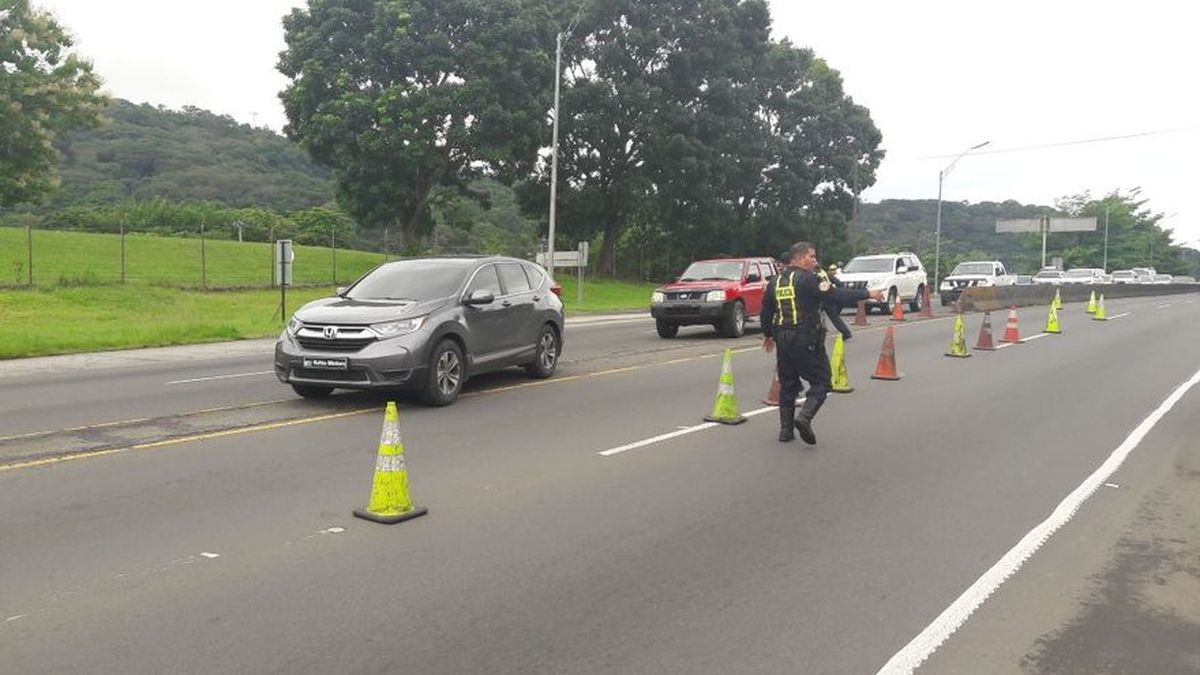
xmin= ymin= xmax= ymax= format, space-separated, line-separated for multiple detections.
xmin=275 ymin=256 xmax=565 ymax=406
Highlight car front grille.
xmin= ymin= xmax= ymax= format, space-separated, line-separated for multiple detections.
xmin=666 ymin=291 xmax=713 ymax=301
xmin=295 ymin=324 xmax=376 ymax=352
xmin=843 ymin=281 xmax=867 ymax=290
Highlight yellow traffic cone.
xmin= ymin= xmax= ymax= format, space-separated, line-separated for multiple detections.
xmin=354 ymin=402 xmax=428 ymax=524
xmin=704 ymin=348 xmax=746 ymax=424
xmin=1092 ymin=294 xmax=1108 ymax=321
xmin=1053 ymin=288 xmax=1063 ymax=311
xmin=1085 ymin=290 xmax=1097 ymax=314
xmin=830 ymin=334 xmax=854 ymax=393
xmin=1045 ymin=304 xmax=1062 ymax=334
xmin=945 ymin=313 xmax=972 ymax=358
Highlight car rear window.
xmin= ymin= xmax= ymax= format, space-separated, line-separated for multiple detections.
xmin=498 ymin=263 xmax=532 ymax=294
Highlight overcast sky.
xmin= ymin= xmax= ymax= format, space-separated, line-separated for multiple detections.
xmin=35 ymin=0 xmax=1200 ymax=250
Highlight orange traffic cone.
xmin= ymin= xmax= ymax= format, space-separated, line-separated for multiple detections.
xmin=975 ymin=311 xmax=997 ymax=351
xmin=853 ymin=300 xmax=869 ymax=326
xmin=762 ymin=372 xmax=780 ymax=406
xmin=1000 ymin=305 xmax=1024 ymax=344
xmin=919 ymin=284 xmax=934 ymax=318
xmin=891 ymin=298 xmax=906 ymax=322
xmin=870 ymin=325 xmax=902 ymax=380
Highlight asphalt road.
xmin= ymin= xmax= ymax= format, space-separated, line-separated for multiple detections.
xmin=2 ymin=294 xmax=1199 ymax=673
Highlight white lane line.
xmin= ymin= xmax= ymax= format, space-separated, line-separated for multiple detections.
xmin=199 ymin=552 xmax=220 ymax=559
xmin=1157 ymin=303 xmax=1171 ymax=309
xmin=600 ymin=406 xmax=778 ymax=457
xmin=1023 ymin=332 xmax=1050 ymax=342
xmin=168 ymin=371 xmax=273 ymax=385
xmin=877 ymin=365 xmax=1200 ymax=674
xmin=6 ymin=614 xmax=28 ymax=622
xmin=1109 ymin=312 xmax=1131 ymax=320
xmin=995 ymin=332 xmax=1046 ymax=349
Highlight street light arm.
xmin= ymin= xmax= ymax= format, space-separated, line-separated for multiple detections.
xmin=941 ymin=140 xmax=990 ymax=179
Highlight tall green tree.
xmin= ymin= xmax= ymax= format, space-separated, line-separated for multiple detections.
xmin=0 ymin=0 xmax=106 ymax=207
xmin=278 ymin=0 xmax=556 ymax=251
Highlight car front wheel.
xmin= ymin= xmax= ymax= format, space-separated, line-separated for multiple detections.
xmin=909 ymin=285 xmax=924 ymax=313
xmin=524 ymin=325 xmax=560 ymax=379
xmin=421 ymin=339 xmax=464 ymax=406
xmin=719 ymin=300 xmax=746 ymax=338
xmin=656 ymin=320 xmax=679 ymax=338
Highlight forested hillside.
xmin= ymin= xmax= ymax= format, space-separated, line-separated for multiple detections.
xmin=50 ymin=99 xmax=333 ymax=211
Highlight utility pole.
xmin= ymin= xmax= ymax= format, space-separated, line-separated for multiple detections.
xmin=1103 ymin=209 xmax=1109 ymax=272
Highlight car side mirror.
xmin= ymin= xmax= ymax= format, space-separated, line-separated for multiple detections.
xmin=465 ymin=290 xmax=495 ymax=306
xmin=896 ymin=266 xmax=908 ymax=274
xmin=746 ymin=273 xmax=761 ymax=283
xmin=335 ymin=286 xmax=348 ymax=297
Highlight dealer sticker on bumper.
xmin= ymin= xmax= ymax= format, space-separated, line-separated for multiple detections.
xmin=303 ymin=357 xmax=348 ymax=370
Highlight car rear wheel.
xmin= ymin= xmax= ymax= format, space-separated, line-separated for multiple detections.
xmin=292 ymin=384 xmax=333 ymax=399
xmin=719 ymin=300 xmax=746 ymax=338
xmin=421 ymin=339 xmax=464 ymax=406
xmin=524 ymin=324 xmax=560 ymax=379
xmin=656 ymin=320 xmax=679 ymax=338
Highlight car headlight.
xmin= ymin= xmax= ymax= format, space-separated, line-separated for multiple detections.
xmin=651 ymin=291 xmax=665 ymax=304
xmin=705 ymin=290 xmax=726 ymax=302
xmin=975 ymin=279 xmax=991 ymax=287
xmin=940 ymin=281 xmax=953 ymax=290
xmin=867 ymin=278 xmax=886 ymax=290
xmin=286 ymin=316 xmax=303 ymax=335
xmin=370 ymin=316 xmax=426 ymax=339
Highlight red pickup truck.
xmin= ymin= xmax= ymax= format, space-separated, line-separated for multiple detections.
xmin=649 ymin=257 xmax=780 ymax=338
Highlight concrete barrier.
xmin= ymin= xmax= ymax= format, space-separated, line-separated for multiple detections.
xmin=960 ymin=283 xmax=1200 ymax=312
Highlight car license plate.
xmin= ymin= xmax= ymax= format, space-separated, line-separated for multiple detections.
xmin=303 ymin=357 xmax=348 ymax=370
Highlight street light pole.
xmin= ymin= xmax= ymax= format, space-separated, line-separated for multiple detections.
xmin=547 ymin=31 xmax=563 ymax=275
xmin=1103 ymin=209 xmax=1109 ymax=272
xmin=934 ymin=140 xmax=990 ymax=290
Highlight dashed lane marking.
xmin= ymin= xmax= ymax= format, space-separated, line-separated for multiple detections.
xmin=168 ymin=371 xmax=273 ymax=385
xmin=599 ymin=404 xmax=787 ymax=457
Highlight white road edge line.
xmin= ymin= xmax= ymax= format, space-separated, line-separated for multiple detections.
xmin=1157 ymin=304 xmax=1171 ymax=309
xmin=168 ymin=371 xmax=274 ymax=385
xmin=1109 ymin=312 xmax=1131 ymax=320
xmin=599 ymin=406 xmax=779 ymax=457
xmin=1022 ymin=332 xmax=1050 ymax=342
xmin=877 ymin=365 xmax=1200 ymax=674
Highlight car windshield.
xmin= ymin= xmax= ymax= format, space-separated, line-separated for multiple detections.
xmin=843 ymin=257 xmax=894 ymax=273
xmin=1035 ymin=271 xmax=1062 ymax=278
xmin=679 ymin=261 xmax=744 ymax=281
xmin=951 ymin=263 xmax=995 ymax=275
xmin=346 ymin=259 xmax=473 ymax=301
xmin=1066 ymin=269 xmax=1095 ymax=278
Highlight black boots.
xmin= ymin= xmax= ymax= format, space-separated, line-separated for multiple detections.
xmin=794 ymin=398 xmax=821 ymax=445
xmin=778 ymin=406 xmax=795 ymax=442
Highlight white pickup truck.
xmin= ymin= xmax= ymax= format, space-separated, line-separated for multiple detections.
xmin=939 ymin=260 xmax=1016 ymax=305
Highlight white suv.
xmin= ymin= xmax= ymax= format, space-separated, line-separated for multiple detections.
xmin=836 ymin=252 xmax=928 ymax=314
xmin=939 ymin=260 xmax=1015 ymax=305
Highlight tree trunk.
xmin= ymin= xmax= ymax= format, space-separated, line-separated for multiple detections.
xmin=402 ymin=175 xmax=434 ymax=253
xmin=598 ymin=219 xmax=620 ymax=277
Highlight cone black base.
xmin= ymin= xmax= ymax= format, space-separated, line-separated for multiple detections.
xmin=704 ymin=415 xmax=746 ymax=425
xmin=944 ymin=352 xmax=972 ymax=358
xmin=870 ymin=374 xmax=902 ymax=381
xmin=353 ymin=505 xmax=428 ymax=525
xmin=831 ymin=387 xmax=854 ymax=394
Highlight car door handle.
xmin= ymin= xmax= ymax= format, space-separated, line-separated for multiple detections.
xmin=501 ymin=300 xmax=512 ymax=307
xmin=532 ymin=295 xmax=541 ymax=301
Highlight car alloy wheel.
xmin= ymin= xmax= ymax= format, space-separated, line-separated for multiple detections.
xmin=436 ymin=349 xmax=461 ymax=397
xmin=538 ymin=331 xmax=557 ymax=371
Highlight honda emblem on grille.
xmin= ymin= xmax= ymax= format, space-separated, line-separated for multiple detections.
xmin=323 ymin=326 xmax=339 ymax=339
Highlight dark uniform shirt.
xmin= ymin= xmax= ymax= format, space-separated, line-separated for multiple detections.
xmin=761 ymin=267 xmax=866 ymax=342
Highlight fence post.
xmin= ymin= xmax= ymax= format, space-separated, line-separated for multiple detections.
xmin=26 ymin=222 xmax=33 ymax=288
xmin=120 ymin=218 xmax=126 ymax=284
xmin=332 ymin=223 xmax=337 ymax=284
xmin=383 ymin=226 xmax=390 ymax=262
xmin=269 ymin=225 xmax=275 ymax=286
xmin=200 ymin=219 xmax=207 ymax=289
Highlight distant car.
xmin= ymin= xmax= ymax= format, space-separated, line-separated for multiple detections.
xmin=1111 ymin=270 xmax=1137 ymax=284
xmin=938 ymin=260 xmax=1015 ymax=305
xmin=1032 ymin=269 xmax=1066 ymax=285
xmin=1173 ymin=275 xmax=1196 ymax=284
xmin=649 ymin=257 xmax=779 ymax=338
xmin=1014 ymin=274 xmax=1034 ymax=285
xmin=1152 ymin=274 xmax=1174 ymax=285
xmin=836 ymin=252 xmax=928 ymax=314
xmin=1061 ymin=268 xmax=1105 ymax=284
xmin=1131 ymin=267 xmax=1156 ymax=283
xmin=275 ymin=256 xmax=565 ymax=406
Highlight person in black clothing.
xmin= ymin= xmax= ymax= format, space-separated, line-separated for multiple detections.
xmin=762 ymin=242 xmax=882 ymax=443
xmin=817 ymin=260 xmax=853 ymax=341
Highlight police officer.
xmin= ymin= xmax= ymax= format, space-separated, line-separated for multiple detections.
xmin=762 ymin=242 xmax=882 ymax=443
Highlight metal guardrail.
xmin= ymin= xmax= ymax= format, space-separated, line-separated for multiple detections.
xmin=960 ymin=283 xmax=1200 ymax=312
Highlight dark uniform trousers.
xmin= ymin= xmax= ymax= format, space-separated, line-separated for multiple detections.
xmin=774 ymin=326 xmax=830 ymax=413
